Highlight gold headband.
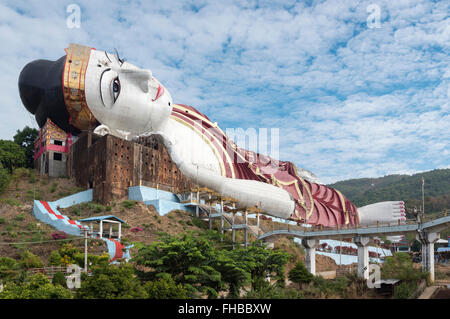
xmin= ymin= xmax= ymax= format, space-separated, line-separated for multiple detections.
xmin=63 ymin=43 xmax=97 ymax=131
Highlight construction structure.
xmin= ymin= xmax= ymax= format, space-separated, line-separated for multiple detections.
xmin=34 ymin=118 xmax=72 ymax=177
xmin=67 ymin=132 xmax=194 ymax=204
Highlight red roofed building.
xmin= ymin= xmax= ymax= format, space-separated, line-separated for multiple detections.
xmin=34 ymin=118 xmax=73 ymax=177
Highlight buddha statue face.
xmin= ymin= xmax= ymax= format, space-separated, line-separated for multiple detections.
xmin=84 ymin=48 xmax=173 ymax=135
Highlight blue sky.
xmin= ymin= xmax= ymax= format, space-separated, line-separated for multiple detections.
xmin=0 ymin=0 xmax=448 ymax=183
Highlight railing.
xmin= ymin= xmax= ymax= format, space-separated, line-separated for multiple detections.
xmin=27 ymin=266 xmax=69 ymax=279
xmin=259 ymin=209 xmax=450 ymax=235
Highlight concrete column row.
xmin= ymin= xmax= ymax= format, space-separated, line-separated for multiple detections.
xmin=295 ymin=232 xmax=439 ymax=283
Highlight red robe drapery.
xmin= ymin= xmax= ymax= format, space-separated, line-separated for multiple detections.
xmin=171 ymin=104 xmax=359 ymax=227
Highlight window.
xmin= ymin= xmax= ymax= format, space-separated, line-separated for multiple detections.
xmin=54 ymin=140 xmax=63 ymax=146
xmin=53 ymin=153 xmax=62 ymax=161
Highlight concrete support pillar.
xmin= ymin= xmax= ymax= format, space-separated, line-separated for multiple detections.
xmin=301 ymin=239 xmax=319 ymax=275
xmin=354 ymin=236 xmax=370 ymax=280
xmin=416 ymin=231 xmax=439 ymax=282
xmin=244 ymin=211 xmax=248 ymax=248
xmin=232 ymin=213 xmax=236 ymax=249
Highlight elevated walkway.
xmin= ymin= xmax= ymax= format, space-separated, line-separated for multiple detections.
xmin=257 ymin=214 xmax=450 ymax=241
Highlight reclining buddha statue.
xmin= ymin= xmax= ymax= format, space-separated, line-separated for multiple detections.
xmin=18 ymin=43 xmax=406 ymax=228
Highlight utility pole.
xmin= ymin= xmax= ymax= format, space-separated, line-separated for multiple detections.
xmin=421 ymin=176 xmax=425 ymax=220
xmin=84 ymin=228 xmax=88 ymax=272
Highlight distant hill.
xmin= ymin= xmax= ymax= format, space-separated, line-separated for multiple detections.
xmin=328 ymin=169 xmax=450 ymax=214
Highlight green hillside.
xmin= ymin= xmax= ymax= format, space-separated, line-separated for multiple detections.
xmin=328 ymin=169 xmax=450 ymax=213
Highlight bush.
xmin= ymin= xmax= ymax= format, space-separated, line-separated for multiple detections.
xmin=0 ymin=198 xmax=21 ymax=206
xmin=382 ymin=252 xmax=427 ymax=281
xmin=48 ymin=250 xmax=63 ymax=266
xmin=121 ymin=200 xmax=137 ymax=209
xmin=15 ymin=214 xmax=24 ymax=222
xmin=0 ymin=164 xmax=10 ymax=194
xmin=49 ymin=182 xmax=57 ymax=193
xmin=394 ymin=281 xmax=417 ymax=299
xmin=19 ymin=250 xmax=43 ymax=269
xmin=52 ymin=271 xmax=67 ymax=288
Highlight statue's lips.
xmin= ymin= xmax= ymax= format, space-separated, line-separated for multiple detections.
xmin=152 ymin=84 xmax=164 ymax=102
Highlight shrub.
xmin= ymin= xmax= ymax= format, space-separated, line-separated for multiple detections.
xmin=51 ymin=232 xmax=67 ymax=240
xmin=0 ymin=198 xmax=21 ymax=206
xmin=130 ymin=227 xmax=143 ymax=233
xmin=394 ymin=281 xmax=417 ymax=299
xmin=0 ymin=217 xmax=5 ymax=224
xmin=19 ymin=250 xmax=43 ymax=269
xmin=48 ymin=250 xmax=63 ymax=266
xmin=15 ymin=214 xmax=24 ymax=222
xmin=49 ymin=182 xmax=57 ymax=193
xmin=121 ymin=200 xmax=137 ymax=209
xmin=0 ymin=164 xmax=10 ymax=194
xmin=52 ymin=271 xmax=67 ymax=288
xmin=71 ymin=206 xmax=81 ymax=216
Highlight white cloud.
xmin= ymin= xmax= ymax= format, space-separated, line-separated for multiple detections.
xmin=0 ymin=0 xmax=448 ymax=183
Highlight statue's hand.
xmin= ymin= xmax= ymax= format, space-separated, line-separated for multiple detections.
xmin=94 ymin=124 xmax=111 ymax=136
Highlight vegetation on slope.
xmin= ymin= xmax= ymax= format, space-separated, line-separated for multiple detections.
xmin=328 ymin=169 xmax=450 ymax=213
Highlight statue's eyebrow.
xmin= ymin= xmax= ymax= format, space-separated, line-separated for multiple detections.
xmin=104 ymin=52 xmax=112 ymax=63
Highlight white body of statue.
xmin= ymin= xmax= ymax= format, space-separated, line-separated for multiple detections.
xmin=84 ymin=49 xmax=405 ymax=226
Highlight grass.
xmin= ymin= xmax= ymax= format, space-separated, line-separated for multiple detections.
xmin=121 ymin=200 xmax=137 ymax=209
xmin=0 ymin=198 xmax=21 ymax=206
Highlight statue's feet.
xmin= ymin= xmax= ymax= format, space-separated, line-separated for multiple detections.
xmin=357 ymin=201 xmax=405 ymax=226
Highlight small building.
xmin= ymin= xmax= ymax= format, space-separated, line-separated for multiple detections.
xmin=77 ymin=215 xmax=125 ymax=240
xmin=34 ymin=118 xmax=73 ymax=177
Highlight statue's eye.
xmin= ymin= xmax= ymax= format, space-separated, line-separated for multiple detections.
xmin=112 ymin=77 xmax=120 ymax=102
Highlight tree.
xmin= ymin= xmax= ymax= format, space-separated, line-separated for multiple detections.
xmin=0 ymin=257 xmax=20 ymax=282
xmin=13 ymin=126 xmax=39 ymax=168
xmin=76 ymin=263 xmax=147 ymax=299
xmin=144 ymin=276 xmax=190 ymax=299
xmin=19 ymin=250 xmax=43 ymax=269
xmin=0 ymin=273 xmax=73 ymax=299
xmin=0 ymin=140 xmax=25 ymax=173
xmin=48 ymin=250 xmax=62 ymax=266
xmin=288 ymin=262 xmax=313 ymax=290
xmin=231 ymin=243 xmax=290 ymax=289
xmin=132 ymin=231 xmax=223 ymax=298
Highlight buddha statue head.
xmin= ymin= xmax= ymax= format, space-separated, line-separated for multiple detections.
xmin=19 ymin=43 xmax=173 ymax=137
